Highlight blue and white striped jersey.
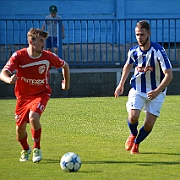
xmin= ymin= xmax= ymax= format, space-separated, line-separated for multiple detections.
xmin=126 ymin=42 xmax=172 ymax=93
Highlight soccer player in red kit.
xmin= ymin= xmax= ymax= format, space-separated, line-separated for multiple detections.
xmin=0 ymin=28 xmax=70 ymax=162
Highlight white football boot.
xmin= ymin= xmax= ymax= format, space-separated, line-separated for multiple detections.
xmin=19 ymin=148 xmax=31 ymax=162
xmin=32 ymin=148 xmax=42 ymax=163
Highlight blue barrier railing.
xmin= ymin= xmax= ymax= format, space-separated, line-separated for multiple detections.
xmin=0 ymin=18 xmax=180 ymax=68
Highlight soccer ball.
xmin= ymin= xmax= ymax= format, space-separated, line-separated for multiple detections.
xmin=60 ymin=152 xmax=81 ymax=172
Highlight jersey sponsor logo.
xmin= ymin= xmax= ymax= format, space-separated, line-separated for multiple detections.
xmin=38 ymin=65 xmax=46 ymax=74
xmin=137 ymin=66 xmax=153 ymax=73
xmin=21 ymin=77 xmax=46 ymax=85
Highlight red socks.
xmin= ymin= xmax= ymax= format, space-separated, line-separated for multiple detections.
xmin=18 ymin=133 xmax=29 ymax=150
xmin=31 ymin=128 xmax=42 ymax=149
xmin=18 ymin=128 xmax=42 ymax=150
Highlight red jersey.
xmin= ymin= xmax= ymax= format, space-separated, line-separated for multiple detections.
xmin=4 ymin=48 xmax=65 ymax=100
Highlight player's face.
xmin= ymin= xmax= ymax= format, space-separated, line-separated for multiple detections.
xmin=32 ymin=36 xmax=46 ymax=53
xmin=135 ymin=27 xmax=150 ymax=49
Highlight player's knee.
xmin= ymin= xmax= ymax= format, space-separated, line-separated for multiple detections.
xmin=29 ymin=112 xmax=41 ymax=130
xmin=129 ymin=117 xmax=138 ymax=124
xmin=128 ymin=113 xmax=139 ymax=123
xmin=29 ymin=111 xmax=40 ymax=121
xmin=16 ymin=126 xmax=26 ymax=141
xmin=128 ymin=109 xmax=140 ymax=123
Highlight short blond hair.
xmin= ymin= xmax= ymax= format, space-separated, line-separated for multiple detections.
xmin=136 ymin=20 xmax=150 ymax=32
xmin=27 ymin=28 xmax=48 ymax=42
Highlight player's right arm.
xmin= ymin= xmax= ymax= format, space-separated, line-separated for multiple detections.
xmin=0 ymin=51 xmax=19 ymax=84
xmin=114 ymin=63 xmax=133 ymax=98
xmin=0 ymin=69 xmax=17 ymax=84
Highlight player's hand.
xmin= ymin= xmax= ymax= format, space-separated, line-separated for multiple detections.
xmin=61 ymin=80 xmax=69 ymax=90
xmin=114 ymin=84 xmax=124 ymax=98
xmin=61 ymin=80 xmax=65 ymax=90
xmin=9 ymin=74 xmax=17 ymax=84
xmin=147 ymin=90 xmax=159 ymax=100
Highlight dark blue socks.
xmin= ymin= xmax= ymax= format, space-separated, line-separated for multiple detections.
xmin=135 ymin=126 xmax=151 ymax=144
xmin=128 ymin=121 xmax=138 ymax=136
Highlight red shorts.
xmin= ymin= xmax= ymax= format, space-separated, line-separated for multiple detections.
xmin=15 ymin=94 xmax=50 ymax=126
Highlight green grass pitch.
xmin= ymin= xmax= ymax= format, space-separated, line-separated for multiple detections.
xmin=0 ymin=96 xmax=179 ymax=180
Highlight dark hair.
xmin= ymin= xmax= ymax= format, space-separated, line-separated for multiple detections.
xmin=27 ymin=28 xmax=48 ymax=41
xmin=136 ymin=20 xmax=150 ymax=32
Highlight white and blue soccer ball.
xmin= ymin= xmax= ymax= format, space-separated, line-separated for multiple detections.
xmin=60 ymin=152 xmax=81 ymax=172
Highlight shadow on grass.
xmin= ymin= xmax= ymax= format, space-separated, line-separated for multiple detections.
xmin=41 ymin=158 xmax=103 ymax=173
xmin=41 ymin=158 xmax=59 ymax=164
xmin=82 ymin=151 xmax=180 ymax=166
xmin=82 ymin=160 xmax=180 ymax=166
xmin=83 ymin=151 xmax=180 ymax=166
xmin=140 ymin=151 xmax=180 ymax=156
xmin=41 ymin=159 xmax=180 ymax=166
xmin=41 ymin=151 xmax=180 ymax=166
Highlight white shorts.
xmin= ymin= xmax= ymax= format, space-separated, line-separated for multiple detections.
xmin=126 ymin=88 xmax=166 ymax=117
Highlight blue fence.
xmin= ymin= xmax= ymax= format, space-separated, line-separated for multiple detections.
xmin=0 ymin=18 xmax=180 ymax=68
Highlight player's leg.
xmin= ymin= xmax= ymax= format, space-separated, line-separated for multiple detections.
xmin=131 ymin=95 xmax=163 ymax=154
xmin=16 ymin=121 xmax=28 ymax=148
xmin=16 ymin=122 xmax=32 ymax=162
xmin=29 ymin=95 xmax=49 ymax=163
xmin=135 ymin=112 xmax=157 ymax=143
xmin=125 ymin=89 xmax=144 ymax=151
xmin=46 ymin=36 xmax=52 ymax=52
xmin=15 ymin=101 xmax=31 ymax=162
xmin=29 ymin=111 xmax=41 ymax=149
xmin=131 ymin=112 xmax=157 ymax=154
xmin=29 ymin=111 xmax=42 ymax=163
xmin=53 ymin=36 xmax=58 ymax=55
xmin=128 ymin=109 xmax=140 ymax=135
xmin=125 ymin=109 xmax=140 ymax=151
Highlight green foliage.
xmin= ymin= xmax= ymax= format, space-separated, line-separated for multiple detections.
xmin=0 ymin=96 xmax=179 ymax=180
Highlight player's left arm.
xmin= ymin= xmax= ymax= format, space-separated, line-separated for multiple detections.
xmin=156 ymin=68 xmax=173 ymax=92
xmin=48 ymin=52 xmax=70 ymax=90
xmin=147 ymin=68 xmax=173 ymax=99
xmin=61 ymin=62 xmax=70 ymax=90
